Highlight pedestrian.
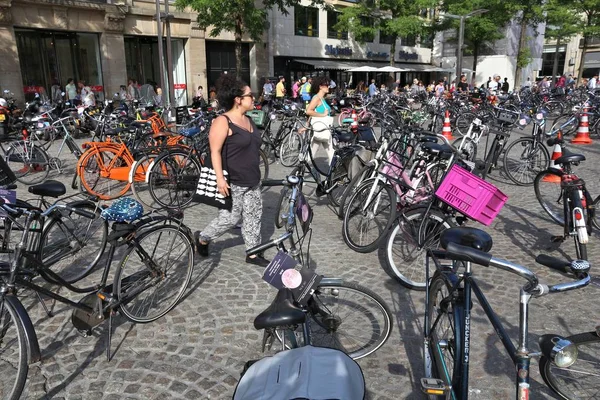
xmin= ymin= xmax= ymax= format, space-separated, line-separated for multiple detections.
xmin=65 ymin=78 xmax=77 ymax=102
xmin=566 ymin=74 xmax=575 ymax=88
xmin=457 ymin=75 xmax=469 ymax=93
xmin=489 ymin=74 xmax=501 ymax=92
xmin=300 ymin=76 xmax=312 ymax=103
xmin=556 ymin=75 xmax=566 ymax=88
xmin=194 ymin=74 xmax=268 ymax=267
xmin=306 ymin=76 xmax=334 ymax=164
xmin=368 ymin=79 xmax=378 ymax=97
xmin=127 ymin=79 xmax=137 ymax=100
xmin=209 ymin=86 xmax=218 ymax=107
xmin=486 ymin=77 xmax=492 ymax=88
xmin=292 ymin=78 xmax=300 ymax=102
xmin=524 ymin=77 xmax=532 ymax=88
xmin=588 ymin=73 xmax=598 ymax=90
xmin=154 ymin=86 xmax=163 ymax=106
xmin=51 ymin=80 xmax=62 ymax=105
xmin=356 ymin=80 xmax=365 ymax=94
xmin=139 ymin=79 xmax=156 ymax=105
xmin=410 ymin=78 xmax=419 ymax=95
xmin=539 ymin=76 xmax=551 ymax=92
xmin=434 ymin=79 xmax=445 ymax=98
xmin=195 ymin=85 xmax=204 ymax=99
xmin=119 ymin=85 xmax=127 ymax=101
xmin=262 ymin=79 xmax=273 ymax=99
xmin=275 ymin=76 xmax=286 ymax=99
xmin=78 ymin=80 xmax=95 ymax=107
xmin=501 ymin=78 xmax=509 ymax=93
xmin=442 ymin=76 xmax=448 ymax=90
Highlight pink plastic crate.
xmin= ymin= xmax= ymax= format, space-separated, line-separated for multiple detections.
xmin=435 ymin=165 xmax=508 ymax=226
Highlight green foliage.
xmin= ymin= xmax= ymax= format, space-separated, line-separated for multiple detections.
xmin=516 ymin=45 xmax=532 ymax=69
xmin=544 ymin=0 xmax=580 ymax=41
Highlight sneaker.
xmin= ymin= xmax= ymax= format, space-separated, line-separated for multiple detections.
xmin=246 ymin=254 xmax=270 ymax=267
xmin=194 ymin=231 xmax=209 ymax=257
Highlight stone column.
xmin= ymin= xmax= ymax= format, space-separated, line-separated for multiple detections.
xmin=0 ymin=3 xmax=25 ymax=102
xmin=187 ymin=22 xmax=206 ymax=104
xmin=101 ymin=12 xmax=127 ymax=98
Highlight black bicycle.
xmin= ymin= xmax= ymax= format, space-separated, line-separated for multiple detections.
xmin=422 ymin=226 xmax=590 ymax=399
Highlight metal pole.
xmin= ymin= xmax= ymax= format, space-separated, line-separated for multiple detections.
xmin=164 ymin=0 xmax=175 ymax=113
xmin=155 ymin=0 xmax=166 ymax=109
xmin=456 ymin=16 xmax=465 ymax=84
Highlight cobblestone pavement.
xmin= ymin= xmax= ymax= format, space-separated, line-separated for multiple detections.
xmin=11 ymin=128 xmax=600 ymax=399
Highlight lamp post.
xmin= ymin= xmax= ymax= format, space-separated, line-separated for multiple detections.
xmin=443 ymin=9 xmax=488 ymax=83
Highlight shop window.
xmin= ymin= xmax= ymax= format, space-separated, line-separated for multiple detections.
xmin=442 ymin=42 xmax=456 ymax=57
xmin=295 ymin=5 xmax=319 ymax=37
xmin=357 ymin=17 xmax=375 ymax=43
xmin=327 ymin=11 xmax=348 ymax=40
xmin=379 ymin=31 xmax=395 ymax=45
xmin=401 ymin=35 xmax=416 ymax=47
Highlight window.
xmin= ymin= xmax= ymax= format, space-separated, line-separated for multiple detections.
xmin=358 ymin=17 xmax=375 ymax=42
xmin=327 ymin=11 xmax=348 ymax=39
xmin=442 ymin=42 xmax=456 ymax=57
xmin=379 ymin=31 xmax=395 ymax=45
xmin=295 ymin=5 xmax=319 ymax=37
xmin=401 ymin=35 xmax=416 ymax=47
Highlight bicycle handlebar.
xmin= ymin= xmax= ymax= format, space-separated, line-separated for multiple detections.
xmin=246 ymin=231 xmax=293 ymax=257
xmin=1 ymin=200 xmax=96 ymax=220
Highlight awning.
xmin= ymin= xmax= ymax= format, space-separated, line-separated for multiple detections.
xmin=292 ymin=58 xmax=434 ymax=72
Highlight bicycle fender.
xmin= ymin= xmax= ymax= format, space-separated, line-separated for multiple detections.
xmin=5 ymin=294 xmax=41 ymax=363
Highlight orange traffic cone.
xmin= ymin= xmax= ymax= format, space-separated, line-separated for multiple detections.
xmin=543 ymin=141 xmax=563 ymax=182
xmin=442 ymin=110 xmax=453 ymax=140
xmin=572 ymin=106 xmax=592 ymax=144
xmin=351 ymin=109 xmax=358 ymax=132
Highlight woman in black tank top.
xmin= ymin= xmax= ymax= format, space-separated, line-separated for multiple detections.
xmin=194 ymin=75 xmax=269 ymax=267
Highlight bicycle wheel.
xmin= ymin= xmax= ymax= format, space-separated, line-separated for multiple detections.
xmin=6 ymin=141 xmax=50 ymax=185
xmin=592 ymin=196 xmax=600 ymax=231
xmin=337 ymin=163 xmax=376 ymax=219
xmin=274 ymin=187 xmax=292 ymax=229
xmin=503 ymin=137 xmax=550 ymax=185
xmin=147 ymin=151 xmax=200 ymax=209
xmin=326 ymin=158 xmax=350 ymax=208
xmin=454 ymin=112 xmax=476 ymax=137
xmin=544 ymin=101 xmax=565 ymax=119
xmin=0 ymin=297 xmax=29 ymax=400
xmin=382 ymin=206 xmax=455 ymax=290
xmin=534 ymin=170 xmax=565 ymax=225
xmin=259 ymin=148 xmax=269 ymax=182
xmin=337 ymin=111 xmax=351 ymax=126
xmin=279 ymin=131 xmax=302 ymax=167
xmin=551 ymin=114 xmax=578 ymax=137
xmin=40 ymin=203 xmax=108 ymax=284
xmin=425 ymin=272 xmax=462 ymax=393
xmin=342 ymin=178 xmax=396 ymax=253
xmin=130 ymin=153 xmax=159 ymax=209
xmin=452 ymin=137 xmax=477 ymax=162
xmin=115 ymin=224 xmax=194 ymax=323
xmin=78 ymin=147 xmax=132 ymax=200
xmin=539 ymin=331 xmax=600 ymax=399
xmin=307 ymin=280 xmax=392 ymax=360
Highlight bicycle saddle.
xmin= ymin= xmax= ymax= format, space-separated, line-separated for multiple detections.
xmin=254 ymin=289 xmax=306 ymax=330
xmin=440 ymin=227 xmax=493 ymax=253
xmin=28 ymin=180 xmax=66 ymax=198
xmin=101 ymin=197 xmax=144 ymax=222
xmin=418 ymin=135 xmax=438 ymax=143
xmin=554 ymin=153 xmax=585 ymax=166
xmin=422 ymin=142 xmax=452 ymax=159
xmin=334 ymin=130 xmax=354 ymax=143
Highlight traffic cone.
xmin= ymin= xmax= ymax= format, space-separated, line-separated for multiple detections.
xmin=571 ymin=106 xmax=592 ymax=144
xmin=442 ymin=109 xmax=453 ymax=140
xmin=543 ymin=141 xmax=563 ymax=182
xmin=351 ymin=109 xmax=358 ymax=132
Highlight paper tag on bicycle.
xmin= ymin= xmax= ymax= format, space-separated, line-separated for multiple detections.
xmin=263 ymin=251 xmax=322 ymax=306
xmin=473 ymin=118 xmax=482 ymax=126
xmin=0 ymin=189 xmax=16 ymax=217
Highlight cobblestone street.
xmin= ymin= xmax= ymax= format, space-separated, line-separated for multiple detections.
xmin=13 ymin=131 xmax=600 ymax=399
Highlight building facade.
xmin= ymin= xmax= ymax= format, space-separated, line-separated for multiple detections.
xmin=0 ymin=0 xmax=268 ymax=104
xmin=543 ymin=34 xmax=600 ymax=80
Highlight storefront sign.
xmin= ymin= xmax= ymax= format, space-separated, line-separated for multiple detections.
xmin=367 ymin=51 xmax=389 ymax=59
xmin=325 ymin=45 xmax=352 ymax=57
xmin=90 ymin=85 xmax=104 ymax=92
xmin=174 ymin=83 xmax=187 ymax=90
xmin=23 ymin=86 xmax=44 ymax=94
xmin=398 ymin=50 xmax=419 ymax=61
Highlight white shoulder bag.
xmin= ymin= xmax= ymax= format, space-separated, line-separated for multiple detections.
xmin=309 ymin=97 xmax=333 ymax=142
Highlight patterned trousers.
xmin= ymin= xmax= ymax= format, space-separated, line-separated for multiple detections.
xmin=199 ymin=184 xmax=262 ymax=250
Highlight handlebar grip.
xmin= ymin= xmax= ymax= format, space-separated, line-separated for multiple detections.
xmin=261 ymin=179 xmax=288 ymax=187
xmin=65 ymin=206 xmax=97 ymax=219
xmin=246 ymin=232 xmax=292 ymax=256
xmin=535 ymin=254 xmax=570 ymax=273
xmin=445 ymin=242 xmax=492 ymax=267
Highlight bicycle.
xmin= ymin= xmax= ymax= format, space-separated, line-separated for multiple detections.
xmin=0 ymin=197 xmax=194 ymax=400
xmin=421 ymin=226 xmax=591 ymax=399
xmin=534 ymin=134 xmax=594 ymax=260
xmin=254 ymin=175 xmax=393 ymax=360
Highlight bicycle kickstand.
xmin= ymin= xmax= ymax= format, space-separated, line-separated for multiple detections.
xmin=35 ymin=291 xmax=54 ymax=318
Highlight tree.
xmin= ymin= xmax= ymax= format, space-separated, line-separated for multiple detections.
xmin=175 ymin=0 xmax=324 ymax=79
xmin=571 ymin=0 xmax=600 ymax=80
xmin=440 ymin=0 xmax=513 ymax=78
xmin=335 ymin=0 xmax=437 ymax=66
xmin=544 ymin=0 xmax=580 ymax=83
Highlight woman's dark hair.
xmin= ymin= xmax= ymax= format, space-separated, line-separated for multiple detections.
xmin=310 ymin=76 xmax=329 ymax=95
xmin=215 ymin=74 xmax=248 ymax=110
xmin=67 ymin=78 xmax=74 ymax=84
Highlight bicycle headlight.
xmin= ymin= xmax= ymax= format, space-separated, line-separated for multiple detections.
xmin=539 ymin=334 xmax=578 ymax=368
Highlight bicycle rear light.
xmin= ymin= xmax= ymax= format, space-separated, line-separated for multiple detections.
xmin=539 ymin=334 xmax=578 ymax=368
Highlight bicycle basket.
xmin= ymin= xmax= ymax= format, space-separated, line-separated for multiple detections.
xmin=435 ymin=164 xmax=507 ymax=226
xmin=495 ymin=108 xmax=520 ymax=125
xmin=379 ymin=137 xmax=413 ymax=184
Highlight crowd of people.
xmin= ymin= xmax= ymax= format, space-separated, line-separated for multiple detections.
xmin=120 ymin=79 xmax=164 ymax=106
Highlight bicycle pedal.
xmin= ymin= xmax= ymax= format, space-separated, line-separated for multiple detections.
xmin=420 ymin=378 xmax=449 ymax=396
xmin=550 ymin=235 xmax=565 ymax=243
xmin=76 ymin=329 xmax=93 ymax=338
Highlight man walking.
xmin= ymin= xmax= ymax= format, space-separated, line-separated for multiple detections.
xmin=368 ymin=79 xmax=378 ymax=97
xmin=275 ymin=76 xmax=286 ymax=100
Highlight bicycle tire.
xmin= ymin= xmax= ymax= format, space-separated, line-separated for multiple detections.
xmin=503 ymin=137 xmax=550 ymax=186
xmin=425 ymin=272 xmax=462 ymax=395
xmin=279 ymin=131 xmax=302 ymax=167
xmin=326 ymin=158 xmax=351 ymax=208
xmin=592 ymin=196 xmax=600 ymax=231
xmin=0 ymin=297 xmax=29 ymax=400
xmin=40 ymin=203 xmax=108 ymax=284
xmin=382 ymin=206 xmax=455 ymax=290
xmin=454 ymin=112 xmax=476 ymax=137
xmin=115 ymin=224 xmax=194 ymax=323
xmin=78 ymin=147 xmax=132 ymax=200
xmin=130 ymin=153 xmax=159 ymax=209
xmin=259 ymin=148 xmax=269 ymax=183
xmin=307 ymin=280 xmax=392 ymax=360
xmin=337 ymin=164 xmax=376 ymax=219
xmin=551 ymin=114 xmax=578 ymax=137
xmin=452 ymin=136 xmax=477 ymax=162
xmin=539 ymin=331 xmax=600 ymax=399
xmin=6 ymin=142 xmax=50 ymax=185
xmin=544 ymin=101 xmax=565 ymax=119
xmin=147 ymin=150 xmax=200 ymax=209
xmin=534 ymin=170 xmax=565 ymax=225
xmin=342 ymin=178 xmax=396 ymax=253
